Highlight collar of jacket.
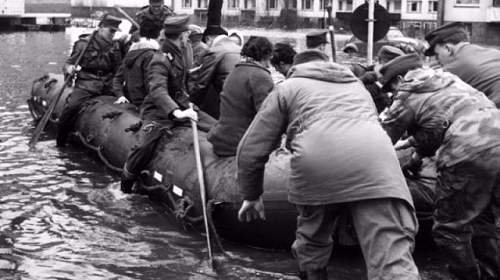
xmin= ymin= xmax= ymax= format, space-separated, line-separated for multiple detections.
xmin=398 ymin=68 xmax=455 ymax=94
xmin=236 ymin=60 xmax=271 ymax=73
xmin=129 ymin=38 xmax=160 ymax=52
xmin=211 ymin=35 xmax=230 ymax=47
xmin=287 ymin=61 xmax=358 ymax=83
xmin=161 ymin=39 xmax=182 ymax=60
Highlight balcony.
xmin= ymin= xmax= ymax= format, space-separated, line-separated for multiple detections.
xmin=486 ymin=7 xmax=500 ymax=22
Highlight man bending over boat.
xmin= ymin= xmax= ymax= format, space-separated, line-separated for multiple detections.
xmin=120 ymin=15 xmax=199 ymax=194
xmin=237 ymin=50 xmax=420 ymax=280
xmin=57 ymin=14 xmax=124 ymax=147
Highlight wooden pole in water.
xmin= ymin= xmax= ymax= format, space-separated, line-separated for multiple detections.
xmin=367 ymin=0 xmax=375 ymax=65
xmin=189 ymin=103 xmax=214 ymax=267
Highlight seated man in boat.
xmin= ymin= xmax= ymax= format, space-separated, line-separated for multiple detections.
xmin=380 ymin=53 xmax=500 ymax=280
xmin=57 ymin=14 xmax=124 ymax=147
xmin=120 ymin=15 xmax=199 ymax=194
xmin=237 ymin=50 xmax=420 ymax=280
xmin=207 ymin=36 xmax=274 ymax=157
xmin=112 ymin=18 xmax=163 ymax=108
xmin=188 ymin=0 xmax=241 ymax=119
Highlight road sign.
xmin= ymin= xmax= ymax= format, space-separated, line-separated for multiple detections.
xmin=350 ymin=2 xmax=391 ymax=43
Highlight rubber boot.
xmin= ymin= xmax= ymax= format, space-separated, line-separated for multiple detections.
xmin=298 ymin=268 xmax=328 ymax=280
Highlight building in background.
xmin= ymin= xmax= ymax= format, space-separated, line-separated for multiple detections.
xmin=23 ymin=0 xmax=71 ymax=29
xmin=0 ymin=0 xmax=25 ymax=29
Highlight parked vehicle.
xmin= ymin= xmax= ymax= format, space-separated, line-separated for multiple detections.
xmin=342 ymin=27 xmax=429 ymax=57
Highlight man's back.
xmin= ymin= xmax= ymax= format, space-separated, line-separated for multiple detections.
xmin=445 ymin=43 xmax=500 ymax=107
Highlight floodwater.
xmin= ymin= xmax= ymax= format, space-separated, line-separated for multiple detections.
xmin=0 ymin=29 xmax=451 ymax=280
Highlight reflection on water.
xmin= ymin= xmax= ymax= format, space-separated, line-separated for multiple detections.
xmin=0 ymin=29 xmax=448 ymax=280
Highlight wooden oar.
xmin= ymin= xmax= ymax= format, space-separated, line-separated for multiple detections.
xmin=189 ymin=103 xmax=215 ymax=268
xmin=114 ymin=5 xmax=139 ymax=29
xmin=326 ymin=6 xmax=337 ymax=62
xmin=29 ymin=31 xmax=97 ymax=149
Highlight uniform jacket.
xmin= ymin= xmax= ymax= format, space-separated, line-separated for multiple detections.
xmin=130 ymin=5 xmax=174 ymax=34
xmin=66 ymin=32 xmax=122 ymax=95
xmin=141 ymin=39 xmax=190 ymax=121
xmin=444 ymin=43 xmax=500 ymax=107
xmin=237 ymin=61 xmax=413 ymax=207
xmin=382 ymin=68 xmax=500 ymax=168
xmin=112 ymin=38 xmax=160 ymax=107
xmin=208 ymin=61 xmax=274 ymax=156
xmin=189 ymin=35 xmax=241 ymax=119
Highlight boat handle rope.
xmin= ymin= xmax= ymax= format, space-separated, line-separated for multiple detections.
xmin=75 ymin=131 xmax=123 ymax=172
xmin=74 ymin=130 xmax=230 ymax=258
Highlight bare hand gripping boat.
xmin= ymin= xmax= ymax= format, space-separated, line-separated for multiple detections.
xmin=28 ymin=73 xmax=436 ymax=249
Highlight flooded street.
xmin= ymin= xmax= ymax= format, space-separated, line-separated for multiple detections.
xmin=0 ymin=29 xmax=450 ymax=280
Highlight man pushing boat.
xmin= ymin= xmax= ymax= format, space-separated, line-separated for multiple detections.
xmin=236 ymin=50 xmax=420 ymax=280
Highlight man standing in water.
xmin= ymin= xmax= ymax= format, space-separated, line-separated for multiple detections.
xmin=57 ymin=14 xmax=123 ymax=147
xmin=237 ymin=50 xmax=419 ymax=280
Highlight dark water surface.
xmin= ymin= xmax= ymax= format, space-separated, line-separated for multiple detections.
xmin=0 ymin=30 xmax=450 ymax=280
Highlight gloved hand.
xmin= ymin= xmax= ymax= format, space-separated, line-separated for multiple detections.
xmin=114 ymin=96 xmax=130 ymax=104
xmin=64 ymin=64 xmax=81 ymax=76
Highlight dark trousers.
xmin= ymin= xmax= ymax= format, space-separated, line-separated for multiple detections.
xmin=57 ymin=88 xmax=95 ymax=142
xmin=433 ymin=149 xmax=500 ymax=280
xmin=292 ymin=198 xmax=419 ymax=280
xmin=123 ymin=112 xmax=216 ymax=177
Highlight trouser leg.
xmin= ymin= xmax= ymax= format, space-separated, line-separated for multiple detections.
xmin=56 ymin=89 xmax=93 ymax=146
xmin=350 ymin=198 xmax=419 ymax=280
xmin=433 ymin=160 xmax=499 ymax=280
xmin=121 ymin=123 xmax=164 ymax=193
xmin=291 ymin=204 xmax=339 ymax=279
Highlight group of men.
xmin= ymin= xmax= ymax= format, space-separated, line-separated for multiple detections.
xmin=55 ymin=0 xmax=499 ymax=278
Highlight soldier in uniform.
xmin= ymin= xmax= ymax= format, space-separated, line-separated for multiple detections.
xmin=130 ymin=0 xmax=174 ymax=35
xmin=425 ymin=22 xmax=500 ymax=107
xmin=57 ymin=14 xmax=124 ymax=147
xmin=381 ymin=53 xmax=500 ymax=280
xmin=188 ymin=24 xmax=207 ymax=67
xmin=120 ymin=15 xmax=206 ymax=193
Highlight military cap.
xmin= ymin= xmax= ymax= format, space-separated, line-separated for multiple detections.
xmin=99 ymin=14 xmax=122 ymax=31
xmin=424 ymin=22 xmax=468 ymax=56
xmin=163 ymin=14 xmax=190 ymax=35
xmin=293 ymin=49 xmax=329 ymax=65
xmin=380 ymin=53 xmax=423 ymax=91
xmin=377 ymin=45 xmax=405 ymax=64
xmin=150 ymin=0 xmax=164 ymax=3
xmin=306 ymin=30 xmax=328 ymax=49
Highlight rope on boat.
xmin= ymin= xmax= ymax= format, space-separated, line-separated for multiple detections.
xmin=75 ymin=131 xmax=123 ymax=172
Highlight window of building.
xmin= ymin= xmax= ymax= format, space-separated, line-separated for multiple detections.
xmin=338 ymin=0 xmax=353 ymax=11
xmin=197 ymin=0 xmax=208 ymax=8
xmin=407 ymin=0 xmax=422 ymax=13
xmin=454 ymin=0 xmax=480 ymax=6
xmin=228 ymin=0 xmax=239 ymax=9
xmin=428 ymin=0 xmax=438 ymax=12
xmin=387 ymin=0 xmax=401 ymax=12
xmin=182 ymin=0 xmax=192 ymax=8
xmin=244 ymin=0 xmax=255 ymax=9
xmin=302 ymin=0 xmax=313 ymax=10
xmin=267 ymin=0 xmax=278 ymax=9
